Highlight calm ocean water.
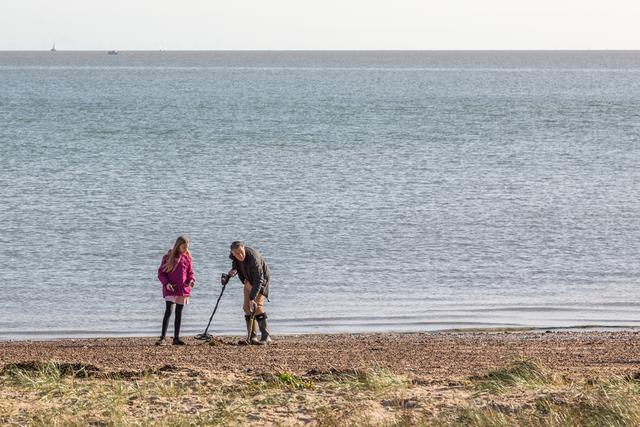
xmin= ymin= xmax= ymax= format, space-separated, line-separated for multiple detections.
xmin=1 ymin=51 xmax=639 ymax=339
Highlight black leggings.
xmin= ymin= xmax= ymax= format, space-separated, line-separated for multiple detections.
xmin=161 ymin=301 xmax=184 ymax=339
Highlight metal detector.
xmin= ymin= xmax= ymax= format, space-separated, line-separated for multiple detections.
xmin=195 ymin=273 xmax=230 ymax=341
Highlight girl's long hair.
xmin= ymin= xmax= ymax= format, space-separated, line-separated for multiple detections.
xmin=163 ymin=235 xmax=191 ymax=273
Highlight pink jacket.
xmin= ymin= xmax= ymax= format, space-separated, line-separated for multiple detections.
xmin=157 ymin=251 xmax=195 ymax=298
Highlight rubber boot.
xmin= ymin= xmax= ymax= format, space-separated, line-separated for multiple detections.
xmin=241 ymin=315 xmax=259 ymax=345
xmin=255 ymin=313 xmax=272 ymax=345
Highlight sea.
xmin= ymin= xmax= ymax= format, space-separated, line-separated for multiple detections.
xmin=1 ymin=51 xmax=639 ymax=340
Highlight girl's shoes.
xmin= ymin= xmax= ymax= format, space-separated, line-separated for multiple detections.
xmin=172 ymin=338 xmax=186 ymax=346
xmin=155 ymin=337 xmax=166 ymax=346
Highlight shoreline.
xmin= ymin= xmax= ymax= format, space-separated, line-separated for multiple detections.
xmin=1 ymin=324 xmax=639 ymax=343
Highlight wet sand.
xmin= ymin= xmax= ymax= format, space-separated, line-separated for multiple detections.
xmin=2 ymin=330 xmax=640 ymax=380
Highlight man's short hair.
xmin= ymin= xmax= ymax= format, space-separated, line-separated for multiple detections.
xmin=230 ymin=241 xmax=245 ymax=251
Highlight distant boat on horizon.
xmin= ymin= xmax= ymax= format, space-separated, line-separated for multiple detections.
xmin=108 ymin=50 xmax=118 ymax=55
xmin=50 ymin=43 xmax=56 ymax=52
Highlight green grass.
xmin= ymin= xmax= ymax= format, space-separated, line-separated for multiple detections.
xmin=269 ymin=371 xmax=313 ymax=390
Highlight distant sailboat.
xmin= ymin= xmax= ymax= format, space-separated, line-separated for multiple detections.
xmin=50 ymin=43 xmax=56 ymax=52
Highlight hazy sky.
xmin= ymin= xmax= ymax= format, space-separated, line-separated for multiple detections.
xmin=2 ymin=0 xmax=639 ymax=50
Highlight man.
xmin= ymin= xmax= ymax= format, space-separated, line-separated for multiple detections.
xmin=227 ymin=241 xmax=272 ymax=345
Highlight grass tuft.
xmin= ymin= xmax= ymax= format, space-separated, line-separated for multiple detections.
xmin=3 ymin=361 xmax=100 ymax=379
xmin=269 ymin=371 xmax=313 ymax=390
xmin=355 ymin=368 xmax=410 ymax=391
xmin=531 ymin=377 xmax=640 ymax=426
xmin=3 ymin=361 xmax=64 ymax=392
xmin=472 ymin=360 xmax=552 ymax=394
xmin=315 ymin=367 xmax=410 ymax=392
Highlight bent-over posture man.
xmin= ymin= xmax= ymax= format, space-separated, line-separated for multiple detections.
xmin=227 ymin=241 xmax=272 ymax=345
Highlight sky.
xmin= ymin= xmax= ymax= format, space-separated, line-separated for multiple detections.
xmin=1 ymin=0 xmax=639 ymax=50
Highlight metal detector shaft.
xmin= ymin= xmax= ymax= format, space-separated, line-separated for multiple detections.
xmin=202 ymin=284 xmax=227 ymax=336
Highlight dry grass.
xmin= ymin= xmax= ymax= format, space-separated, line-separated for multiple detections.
xmin=470 ymin=359 xmax=555 ymax=395
xmin=435 ymin=365 xmax=640 ymax=427
xmin=3 ymin=360 xmax=640 ymax=426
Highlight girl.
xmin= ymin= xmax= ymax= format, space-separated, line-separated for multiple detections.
xmin=156 ymin=235 xmax=195 ymax=345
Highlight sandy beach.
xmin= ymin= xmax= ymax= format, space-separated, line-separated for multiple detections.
xmin=3 ymin=330 xmax=640 ymax=425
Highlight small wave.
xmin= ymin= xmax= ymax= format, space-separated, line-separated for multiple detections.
xmin=2 ymin=66 xmax=640 ymax=73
